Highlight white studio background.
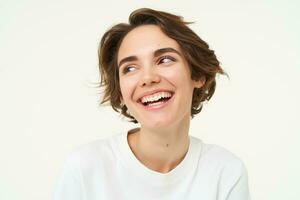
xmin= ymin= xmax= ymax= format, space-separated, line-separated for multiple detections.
xmin=0 ymin=0 xmax=299 ymax=200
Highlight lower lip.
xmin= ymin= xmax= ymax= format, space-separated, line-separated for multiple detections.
xmin=138 ymin=95 xmax=174 ymax=111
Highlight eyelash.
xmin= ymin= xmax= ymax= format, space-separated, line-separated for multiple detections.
xmin=158 ymin=56 xmax=176 ymax=64
xmin=122 ymin=56 xmax=176 ymax=74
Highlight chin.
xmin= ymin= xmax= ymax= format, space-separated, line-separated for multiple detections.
xmin=139 ymin=117 xmax=174 ymax=130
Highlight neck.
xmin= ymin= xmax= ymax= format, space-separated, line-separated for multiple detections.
xmin=127 ymin=116 xmax=191 ymax=173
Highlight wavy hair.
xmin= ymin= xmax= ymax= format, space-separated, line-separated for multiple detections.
xmin=98 ymin=8 xmax=225 ymax=123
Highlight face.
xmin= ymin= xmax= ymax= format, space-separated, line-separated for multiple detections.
xmin=117 ymin=25 xmax=203 ymax=130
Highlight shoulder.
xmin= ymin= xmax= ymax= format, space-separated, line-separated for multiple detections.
xmin=192 ymin=138 xmax=250 ymax=194
xmin=202 ymin=141 xmax=245 ymax=168
xmin=64 ymin=133 xmax=122 ymax=170
xmin=200 ymin=140 xmax=249 ymax=183
xmin=199 ymin=142 xmax=250 ymax=198
xmin=190 ymin=137 xmax=251 ymax=198
xmin=191 ymin=137 xmax=248 ymax=177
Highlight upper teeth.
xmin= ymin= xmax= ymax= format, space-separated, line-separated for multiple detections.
xmin=141 ymin=92 xmax=172 ymax=103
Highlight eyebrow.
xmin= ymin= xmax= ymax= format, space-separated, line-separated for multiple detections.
xmin=118 ymin=47 xmax=182 ymax=68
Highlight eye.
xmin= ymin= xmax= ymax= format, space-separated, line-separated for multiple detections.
xmin=158 ymin=56 xmax=176 ymax=64
xmin=122 ymin=65 xmax=136 ymax=74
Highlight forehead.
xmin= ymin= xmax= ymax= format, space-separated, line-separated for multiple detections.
xmin=117 ymin=25 xmax=181 ymax=62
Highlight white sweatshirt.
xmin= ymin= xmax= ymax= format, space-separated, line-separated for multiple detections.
xmin=53 ymin=132 xmax=250 ymax=200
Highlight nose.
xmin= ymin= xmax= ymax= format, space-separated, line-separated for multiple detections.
xmin=138 ymin=67 xmax=161 ymax=87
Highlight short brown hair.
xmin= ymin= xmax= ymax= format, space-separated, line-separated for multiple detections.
xmin=98 ymin=8 xmax=225 ymax=123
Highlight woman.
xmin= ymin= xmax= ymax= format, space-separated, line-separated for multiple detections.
xmin=54 ymin=8 xmax=250 ymax=200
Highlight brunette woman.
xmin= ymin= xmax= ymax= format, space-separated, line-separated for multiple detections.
xmin=54 ymin=8 xmax=250 ymax=200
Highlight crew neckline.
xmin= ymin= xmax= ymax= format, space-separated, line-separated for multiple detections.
xmin=113 ymin=130 xmax=203 ymax=186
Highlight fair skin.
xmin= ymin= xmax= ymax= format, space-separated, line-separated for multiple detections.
xmin=117 ymin=25 xmax=204 ymax=173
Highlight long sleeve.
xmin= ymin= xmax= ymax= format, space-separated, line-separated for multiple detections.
xmin=53 ymin=157 xmax=85 ymax=200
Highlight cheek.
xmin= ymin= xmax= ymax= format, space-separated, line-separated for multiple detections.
xmin=161 ymin=67 xmax=191 ymax=87
xmin=119 ymin=81 xmax=129 ymax=99
xmin=119 ymin=77 xmax=138 ymax=100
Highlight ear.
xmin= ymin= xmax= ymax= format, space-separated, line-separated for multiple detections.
xmin=194 ymin=76 xmax=206 ymax=89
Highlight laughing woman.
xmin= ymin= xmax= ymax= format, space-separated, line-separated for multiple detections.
xmin=54 ymin=8 xmax=250 ymax=200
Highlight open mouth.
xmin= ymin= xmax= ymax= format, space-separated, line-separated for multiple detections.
xmin=138 ymin=91 xmax=174 ymax=107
